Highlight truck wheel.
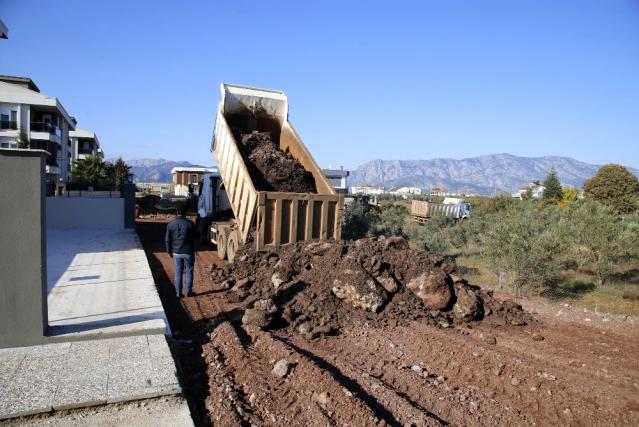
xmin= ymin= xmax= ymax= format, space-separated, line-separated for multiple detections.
xmin=217 ymin=230 xmax=228 ymax=260
xmin=227 ymin=230 xmax=238 ymax=263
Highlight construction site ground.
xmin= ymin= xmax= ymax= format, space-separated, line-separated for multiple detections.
xmin=137 ymin=217 xmax=639 ymax=426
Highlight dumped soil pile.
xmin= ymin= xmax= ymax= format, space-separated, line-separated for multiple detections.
xmin=210 ymin=236 xmax=532 ymax=338
xmin=237 ymin=131 xmax=317 ymax=193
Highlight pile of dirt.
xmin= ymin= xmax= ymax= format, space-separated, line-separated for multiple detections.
xmin=236 ymin=131 xmax=317 ymax=193
xmin=209 ymin=236 xmax=533 ymax=339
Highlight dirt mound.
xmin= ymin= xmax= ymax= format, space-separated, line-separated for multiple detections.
xmin=237 ymin=131 xmax=317 ymax=193
xmin=210 ymin=236 xmax=533 ymax=339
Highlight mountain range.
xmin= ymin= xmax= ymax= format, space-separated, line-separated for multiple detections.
xmin=122 ymin=154 xmax=637 ymax=196
xmin=349 ymin=154 xmax=638 ymax=195
xmin=122 ymin=158 xmax=212 ymax=183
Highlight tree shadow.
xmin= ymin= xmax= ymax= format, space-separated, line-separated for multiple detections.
xmin=610 ymin=268 xmax=639 ymax=285
xmin=542 ymin=279 xmax=597 ymax=301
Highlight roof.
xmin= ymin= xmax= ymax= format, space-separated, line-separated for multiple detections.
xmin=0 ymin=75 xmax=39 ymax=92
xmin=171 ymin=166 xmax=219 ymax=174
xmin=69 ymin=128 xmax=97 ymax=139
xmin=323 ymin=169 xmax=349 ymax=177
xmin=0 ymin=20 xmax=8 ymax=39
xmin=352 ymin=184 xmax=383 ymax=189
xmin=0 ymin=80 xmax=74 ymax=127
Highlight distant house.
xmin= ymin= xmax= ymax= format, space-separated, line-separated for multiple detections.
xmin=172 ymin=166 xmax=218 ymax=196
xmin=351 ymin=184 xmax=384 ymax=195
xmin=430 ymin=187 xmax=449 ymax=196
xmin=389 ymin=186 xmax=422 ymax=196
xmin=512 ymin=181 xmax=545 ymax=199
xmin=322 ymin=168 xmax=349 ymax=194
xmin=69 ymin=128 xmax=103 ymax=162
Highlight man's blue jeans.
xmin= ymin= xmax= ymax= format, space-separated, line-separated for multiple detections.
xmin=174 ymin=253 xmax=194 ymax=296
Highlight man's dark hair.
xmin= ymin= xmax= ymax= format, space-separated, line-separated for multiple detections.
xmin=177 ymin=204 xmax=187 ymax=216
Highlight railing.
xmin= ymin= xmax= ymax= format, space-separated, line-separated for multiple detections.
xmin=30 ymin=122 xmax=61 ymax=136
xmin=0 ymin=120 xmax=18 ymax=130
xmin=77 ymin=148 xmax=95 ymax=155
xmin=62 ymin=190 xmax=121 ymax=198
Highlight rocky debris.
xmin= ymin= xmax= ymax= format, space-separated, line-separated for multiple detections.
xmin=406 ymin=270 xmax=453 ymax=310
xmin=484 ymin=335 xmax=497 ymax=345
xmin=209 ymin=237 xmax=534 ymax=339
xmin=452 ymin=284 xmax=483 ymax=322
xmin=242 ymin=298 xmax=278 ymax=328
xmin=272 ymin=359 xmax=293 ymax=378
xmin=331 ymin=264 xmax=387 ymax=313
xmin=237 ymin=131 xmax=317 ymax=193
xmin=532 ymin=333 xmax=545 ymax=341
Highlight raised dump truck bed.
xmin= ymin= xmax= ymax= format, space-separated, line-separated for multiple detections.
xmin=211 ymin=83 xmax=343 ymax=259
xmin=410 ymin=199 xmax=471 ymax=223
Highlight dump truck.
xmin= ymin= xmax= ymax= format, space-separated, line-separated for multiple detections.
xmin=410 ymin=199 xmax=471 ymax=223
xmin=201 ymin=83 xmax=343 ymax=262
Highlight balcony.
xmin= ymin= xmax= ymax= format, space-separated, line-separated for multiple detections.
xmin=0 ymin=120 xmax=18 ymax=130
xmin=78 ymin=147 xmax=95 ymax=155
xmin=45 ymin=165 xmax=60 ymax=175
xmin=30 ymin=122 xmax=61 ymax=144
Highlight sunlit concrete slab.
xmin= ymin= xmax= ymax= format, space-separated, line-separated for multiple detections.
xmin=46 ymin=229 xmax=168 ymax=338
xmin=0 ymin=336 xmax=182 ymax=420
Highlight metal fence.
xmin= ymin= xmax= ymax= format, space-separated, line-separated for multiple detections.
xmin=61 ymin=190 xmax=121 ymax=198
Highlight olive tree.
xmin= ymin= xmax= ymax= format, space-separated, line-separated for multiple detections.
xmin=482 ymin=204 xmax=565 ymax=295
xmin=561 ymin=200 xmax=638 ymax=286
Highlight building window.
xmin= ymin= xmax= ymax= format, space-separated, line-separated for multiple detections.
xmin=190 ymin=174 xmax=198 ymax=184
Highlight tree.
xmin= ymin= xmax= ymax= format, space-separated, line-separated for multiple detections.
xmin=482 ymin=204 xmax=565 ymax=295
xmin=110 ymin=157 xmax=132 ymax=192
xmin=16 ymin=127 xmax=29 ymax=149
xmin=70 ymin=155 xmax=107 ymax=188
xmin=561 ymin=200 xmax=638 ymax=287
xmin=583 ymin=164 xmax=639 ymax=214
xmin=543 ymin=168 xmax=563 ymax=202
xmin=374 ymin=204 xmax=409 ymax=236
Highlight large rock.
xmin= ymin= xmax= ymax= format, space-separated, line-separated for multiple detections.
xmin=331 ymin=265 xmax=387 ymax=313
xmin=377 ymin=271 xmax=399 ymax=293
xmin=406 ymin=270 xmax=452 ymax=310
xmin=452 ymin=284 xmax=483 ymax=322
xmin=242 ymin=299 xmax=278 ymax=328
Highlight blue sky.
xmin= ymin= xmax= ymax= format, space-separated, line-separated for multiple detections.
xmin=2 ymin=0 xmax=638 ymax=170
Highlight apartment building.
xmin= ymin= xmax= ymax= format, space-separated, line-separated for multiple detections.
xmin=172 ymin=166 xmax=219 ymax=196
xmin=0 ymin=76 xmax=75 ymax=194
xmin=389 ymin=186 xmax=422 ymax=196
xmin=351 ymin=184 xmax=385 ymax=195
xmin=322 ymin=168 xmax=349 ymax=194
xmin=69 ymin=128 xmax=104 ymax=161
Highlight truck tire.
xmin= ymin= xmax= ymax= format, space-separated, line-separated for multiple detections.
xmin=227 ymin=230 xmax=238 ymax=263
xmin=217 ymin=229 xmax=228 ymax=260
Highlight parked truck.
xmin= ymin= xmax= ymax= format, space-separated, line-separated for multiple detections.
xmin=410 ymin=199 xmax=471 ymax=223
xmin=199 ymin=83 xmax=344 ymax=262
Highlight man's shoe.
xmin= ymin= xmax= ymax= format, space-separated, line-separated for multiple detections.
xmin=176 ymin=293 xmax=182 ymax=298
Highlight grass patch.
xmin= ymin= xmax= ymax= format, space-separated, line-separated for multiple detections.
xmin=454 ymin=253 xmax=639 ymax=317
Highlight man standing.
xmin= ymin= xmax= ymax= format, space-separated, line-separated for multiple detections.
xmin=165 ymin=205 xmax=197 ymax=297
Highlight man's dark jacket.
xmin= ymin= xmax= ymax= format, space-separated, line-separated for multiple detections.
xmin=165 ymin=216 xmax=197 ymax=255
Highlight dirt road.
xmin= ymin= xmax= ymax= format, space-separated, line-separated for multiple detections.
xmin=137 ymin=217 xmax=639 ymax=426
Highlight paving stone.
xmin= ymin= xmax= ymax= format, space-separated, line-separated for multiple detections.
xmin=147 ymin=335 xmax=173 ymax=360
xmin=0 ymin=346 xmax=27 ymax=360
xmin=52 ymin=361 xmax=108 ymax=410
xmin=26 ymin=342 xmax=72 ymax=358
xmin=0 ymin=333 xmax=181 ymax=420
xmin=0 ymin=357 xmax=63 ymax=420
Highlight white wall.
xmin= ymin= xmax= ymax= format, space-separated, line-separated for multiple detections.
xmin=46 ymin=197 xmax=124 ymax=229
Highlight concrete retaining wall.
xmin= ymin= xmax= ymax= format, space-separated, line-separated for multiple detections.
xmin=47 ymin=197 xmax=125 ymax=229
xmin=0 ymin=149 xmax=48 ymax=347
